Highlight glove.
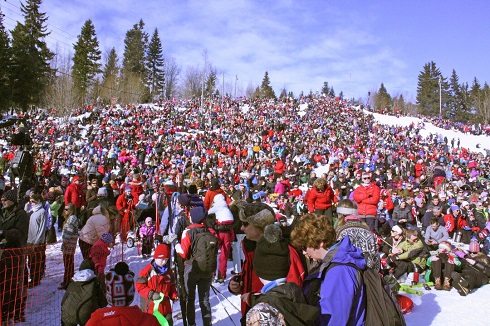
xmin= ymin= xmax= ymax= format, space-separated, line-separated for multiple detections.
xmin=151 ymin=292 xmax=163 ymax=301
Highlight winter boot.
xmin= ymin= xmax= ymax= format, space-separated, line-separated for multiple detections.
xmin=451 ymin=272 xmax=470 ymax=296
xmin=443 ymin=277 xmax=451 ymax=291
xmin=434 ymin=277 xmax=442 ymax=290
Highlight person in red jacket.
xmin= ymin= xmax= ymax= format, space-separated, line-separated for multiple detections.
xmin=136 ymin=244 xmax=179 ymax=325
xmin=273 ymin=158 xmax=285 ymax=180
xmin=203 ymin=178 xmax=230 ymax=210
xmin=353 ymin=172 xmax=381 ymax=232
xmin=307 ymin=177 xmax=336 ymax=225
xmin=228 ymin=201 xmax=305 ymax=321
xmin=85 ymin=262 xmax=160 ymax=326
xmin=64 ymin=175 xmax=86 ymax=214
xmin=116 ymin=187 xmax=136 ymax=242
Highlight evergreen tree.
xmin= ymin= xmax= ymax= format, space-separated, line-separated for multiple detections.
xmin=321 ymin=82 xmax=329 ymax=95
xmin=10 ymin=0 xmax=54 ymax=111
xmin=72 ymin=19 xmax=102 ymax=105
xmin=447 ymin=69 xmax=461 ymax=119
xmin=260 ymin=71 xmax=276 ymax=99
xmin=393 ymin=94 xmax=406 ymax=114
xmin=479 ymin=83 xmax=490 ymax=124
xmin=374 ymin=83 xmax=392 ymax=112
xmin=0 ymin=9 xmax=12 ymax=112
xmin=121 ymin=19 xmax=149 ymax=103
xmin=416 ymin=61 xmax=449 ymax=118
xmin=204 ymin=68 xmax=217 ymax=98
xmin=447 ymin=69 xmax=470 ymax=122
xmin=101 ymin=47 xmax=119 ymax=102
xmin=279 ymin=87 xmax=287 ymax=99
xmin=329 ymin=87 xmax=335 ymax=97
xmin=146 ymin=28 xmax=165 ymax=100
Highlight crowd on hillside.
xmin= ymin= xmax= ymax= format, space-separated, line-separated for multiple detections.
xmin=1 ymin=95 xmax=490 ymax=325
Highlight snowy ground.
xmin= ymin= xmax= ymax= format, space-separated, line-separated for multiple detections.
xmin=31 ymin=111 xmax=490 ymax=326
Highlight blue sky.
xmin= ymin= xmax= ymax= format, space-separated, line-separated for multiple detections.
xmin=1 ymin=0 xmax=489 ymax=101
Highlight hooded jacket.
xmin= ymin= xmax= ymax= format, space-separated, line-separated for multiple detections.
xmin=61 ymin=269 xmax=107 ymax=326
xmin=85 ymin=305 xmax=160 ymax=326
xmin=27 ymin=203 xmax=46 ymax=245
xmin=303 ymin=236 xmax=367 ymax=326
xmin=79 ymin=207 xmax=111 ymax=245
xmin=135 ymin=260 xmax=179 ymax=316
xmin=208 ymin=194 xmax=234 ymax=225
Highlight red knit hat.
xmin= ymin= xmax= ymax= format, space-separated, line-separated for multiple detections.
xmin=153 ymin=244 xmax=170 ymax=259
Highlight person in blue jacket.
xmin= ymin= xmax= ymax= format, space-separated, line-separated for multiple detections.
xmin=291 ymin=213 xmax=367 ymax=326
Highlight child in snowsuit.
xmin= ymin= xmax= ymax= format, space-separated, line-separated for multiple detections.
xmin=90 ymin=232 xmax=114 ymax=286
xmin=136 ymin=244 xmax=179 ymax=325
xmin=139 ymin=217 xmax=156 ymax=257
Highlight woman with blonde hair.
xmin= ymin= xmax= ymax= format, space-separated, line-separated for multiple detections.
xmin=335 ymin=199 xmax=380 ymax=270
xmin=60 ymin=203 xmax=78 ymax=289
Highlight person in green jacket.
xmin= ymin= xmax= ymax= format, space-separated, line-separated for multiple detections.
xmin=388 ymin=228 xmax=427 ymax=283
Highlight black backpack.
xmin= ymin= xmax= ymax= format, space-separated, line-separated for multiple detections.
xmin=307 ymin=262 xmax=406 ymax=326
xmin=189 ymin=227 xmax=218 ymax=273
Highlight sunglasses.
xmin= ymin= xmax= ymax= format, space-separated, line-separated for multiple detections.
xmin=362 ymin=177 xmax=371 ymax=180
xmin=242 ymin=222 xmax=249 ymax=227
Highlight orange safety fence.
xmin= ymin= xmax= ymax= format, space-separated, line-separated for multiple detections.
xmin=0 ymin=213 xmax=145 ymax=325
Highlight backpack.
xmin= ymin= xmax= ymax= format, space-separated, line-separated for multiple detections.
xmin=307 ymin=263 xmax=406 ymax=326
xmin=189 ymin=227 xmax=218 ymax=273
xmin=356 ymin=265 xmax=406 ymax=326
xmin=61 ymin=279 xmax=100 ymax=325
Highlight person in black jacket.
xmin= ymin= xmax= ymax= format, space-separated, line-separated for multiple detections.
xmin=61 ymin=259 xmax=107 ymax=326
xmin=451 ymin=245 xmax=490 ymax=296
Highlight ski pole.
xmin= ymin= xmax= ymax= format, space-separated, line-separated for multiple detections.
xmin=210 ymin=285 xmax=237 ymax=326
xmin=210 ymin=284 xmax=241 ymax=312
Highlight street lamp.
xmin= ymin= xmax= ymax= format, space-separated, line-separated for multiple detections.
xmin=438 ymin=75 xmax=442 ymax=118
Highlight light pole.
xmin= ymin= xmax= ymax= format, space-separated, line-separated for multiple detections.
xmin=438 ymin=75 xmax=442 ymax=118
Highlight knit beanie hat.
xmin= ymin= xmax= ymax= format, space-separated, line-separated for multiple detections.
xmin=2 ymin=189 xmax=17 ymax=204
xmin=106 ymin=262 xmax=135 ymax=307
xmin=450 ymin=205 xmax=460 ymax=212
xmin=178 ymin=193 xmax=191 ymax=207
xmin=101 ymin=232 xmax=114 ymax=245
xmin=210 ymin=178 xmax=220 ymax=191
xmin=190 ymin=206 xmax=207 ymax=224
xmin=253 ymin=225 xmax=289 ymax=281
xmin=79 ymin=258 xmax=96 ymax=271
xmin=154 ymin=244 xmax=171 ymax=259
